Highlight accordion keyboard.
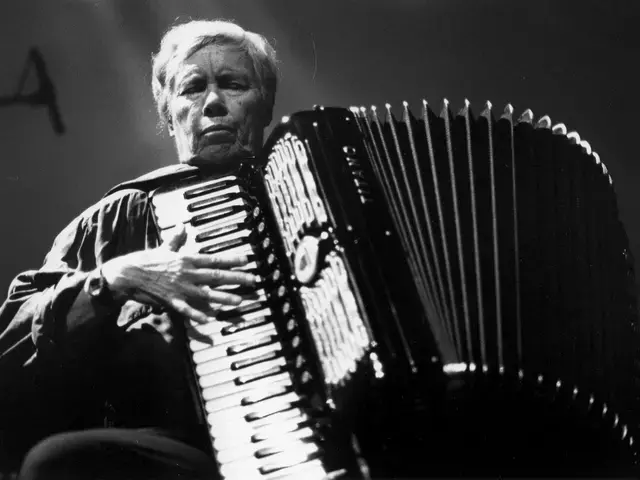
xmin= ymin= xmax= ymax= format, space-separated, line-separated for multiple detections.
xmin=151 ymin=173 xmax=330 ymax=480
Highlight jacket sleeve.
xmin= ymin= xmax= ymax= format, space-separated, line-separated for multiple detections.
xmin=0 ymin=188 xmax=161 ymax=372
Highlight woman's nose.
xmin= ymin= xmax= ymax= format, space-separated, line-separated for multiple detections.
xmin=202 ymin=86 xmax=226 ymax=117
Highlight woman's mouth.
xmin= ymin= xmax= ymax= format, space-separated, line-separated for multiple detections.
xmin=201 ymin=126 xmax=235 ymax=142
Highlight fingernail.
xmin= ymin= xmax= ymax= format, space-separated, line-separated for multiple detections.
xmin=253 ymin=274 xmax=263 ymax=284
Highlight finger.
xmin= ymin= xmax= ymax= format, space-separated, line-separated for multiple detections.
xmin=203 ymin=287 xmax=244 ymax=306
xmin=190 ymin=253 xmax=250 ymax=269
xmin=162 ymin=224 xmax=188 ymax=252
xmin=182 ymin=283 xmax=244 ymax=307
xmin=169 ymin=297 xmax=214 ymax=324
xmin=192 ymin=269 xmax=260 ymax=287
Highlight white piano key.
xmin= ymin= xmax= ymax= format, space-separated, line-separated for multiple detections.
xmin=188 ymin=301 xmax=270 ymax=330
xmin=203 ymin=243 xmax=255 ymax=258
xmin=155 ymin=176 xmax=240 ymax=202
xmin=210 ymin=410 xmax=308 ymax=450
xmin=189 ymin=321 xmax=276 ymax=356
xmin=214 ymin=427 xmax=317 ymax=464
xmin=192 ymin=221 xmax=253 ymax=245
xmin=218 ymin=458 xmax=326 ymax=480
xmin=154 ymin=193 xmax=248 ymax=229
xmin=188 ymin=337 xmax=216 ymax=353
xmin=209 ymin=410 xmax=308 ymax=447
xmin=159 ymin=229 xmax=255 ymax=257
xmin=154 ymin=181 xmax=243 ymax=206
xmin=192 ymin=331 xmax=278 ymax=365
xmin=212 ymin=416 xmax=313 ymax=454
xmin=202 ymin=369 xmax=290 ymax=400
xmin=188 ymin=317 xmax=275 ymax=353
xmin=216 ymin=291 xmax=268 ymax=311
xmin=212 ymin=405 xmax=305 ymax=435
xmin=187 ymin=305 xmax=270 ymax=333
xmin=243 ymin=412 xmax=312 ymax=441
xmin=207 ymin=390 xmax=302 ymax=427
xmin=195 ymin=342 xmax=283 ymax=377
xmin=198 ymin=229 xmax=253 ymax=251
xmin=193 ymin=209 xmax=250 ymax=231
xmin=210 ymin=415 xmax=313 ymax=453
xmin=198 ymin=356 xmax=287 ymax=389
xmin=200 ymin=300 xmax=268 ymax=320
xmin=263 ymin=459 xmax=328 ymax=480
xmin=189 ymin=317 xmax=274 ymax=348
xmin=201 ymin=371 xmax=292 ymax=405
xmin=202 ymin=373 xmax=292 ymax=411
xmin=165 ymin=216 xmax=251 ymax=248
xmin=218 ymin=442 xmax=321 ymax=479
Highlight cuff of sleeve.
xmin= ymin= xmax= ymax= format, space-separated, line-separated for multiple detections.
xmin=31 ymin=271 xmax=89 ymax=354
xmin=36 ymin=270 xmax=128 ymax=351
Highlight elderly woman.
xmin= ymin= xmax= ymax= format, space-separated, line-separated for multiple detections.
xmin=0 ymin=19 xmax=277 ymax=480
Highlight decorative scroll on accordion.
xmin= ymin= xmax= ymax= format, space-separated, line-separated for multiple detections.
xmin=151 ymin=99 xmax=640 ymax=479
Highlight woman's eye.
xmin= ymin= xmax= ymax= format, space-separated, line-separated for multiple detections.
xmin=180 ymin=82 xmax=205 ymax=95
xmin=222 ymin=79 xmax=247 ymax=90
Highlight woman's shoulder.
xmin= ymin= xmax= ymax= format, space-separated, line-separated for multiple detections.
xmin=74 ymin=164 xmax=198 ymax=226
xmin=103 ymin=164 xmax=199 ymax=198
xmin=43 ymin=164 xmax=201 ymax=270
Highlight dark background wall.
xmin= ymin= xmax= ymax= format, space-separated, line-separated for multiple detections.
xmin=0 ymin=0 xmax=638 ymax=299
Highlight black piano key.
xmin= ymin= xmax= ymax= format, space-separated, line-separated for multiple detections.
xmin=200 ymin=236 xmax=248 ymax=254
xmin=221 ymin=316 xmax=271 ymax=335
xmin=255 ymin=439 xmax=318 ymax=459
xmin=251 ymin=418 xmax=314 ymax=443
xmin=195 ymin=223 xmax=246 ymax=244
xmin=241 ymin=385 xmax=293 ymax=406
xmin=244 ymin=399 xmax=301 ymax=422
xmin=255 ymin=446 xmax=286 ymax=459
xmin=227 ymin=335 xmax=278 ymax=356
xmin=218 ymin=303 xmax=270 ymax=322
xmin=231 ymin=349 xmax=282 ymax=370
xmin=217 ymin=285 xmax=261 ymax=297
xmin=235 ymin=364 xmax=286 ymax=386
xmin=258 ymin=450 xmax=320 ymax=475
xmin=184 ymin=177 xmax=238 ymax=199
xmin=192 ymin=204 xmax=252 ymax=228
xmin=187 ymin=192 xmax=238 ymax=212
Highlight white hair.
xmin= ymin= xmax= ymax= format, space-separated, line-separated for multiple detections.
xmin=151 ymin=19 xmax=278 ymax=128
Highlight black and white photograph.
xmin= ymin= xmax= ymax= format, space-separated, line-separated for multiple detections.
xmin=0 ymin=1 xmax=639 ymax=478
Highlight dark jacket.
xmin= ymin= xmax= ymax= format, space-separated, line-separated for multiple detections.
xmin=0 ymin=164 xmax=204 ymax=469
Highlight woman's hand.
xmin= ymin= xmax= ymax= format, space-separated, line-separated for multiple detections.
xmin=101 ymin=225 xmax=257 ymax=323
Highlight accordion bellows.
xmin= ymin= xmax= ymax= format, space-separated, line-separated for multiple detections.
xmin=350 ymin=99 xmax=637 ymax=392
xmin=263 ymin=100 xmax=640 ymax=476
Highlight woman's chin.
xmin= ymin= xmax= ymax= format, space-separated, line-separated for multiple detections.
xmin=184 ymin=146 xmax=254 ymax=169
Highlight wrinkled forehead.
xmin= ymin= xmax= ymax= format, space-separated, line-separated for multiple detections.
xmin=167 ymin=41 xmax=256 ymax=90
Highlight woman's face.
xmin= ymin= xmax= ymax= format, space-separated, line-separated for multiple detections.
xmin=168 ymin=43 xmax=270 ymax=166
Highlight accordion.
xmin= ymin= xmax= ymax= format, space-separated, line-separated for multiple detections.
xmin=150 ymin=99 xmax=640 ymax=479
